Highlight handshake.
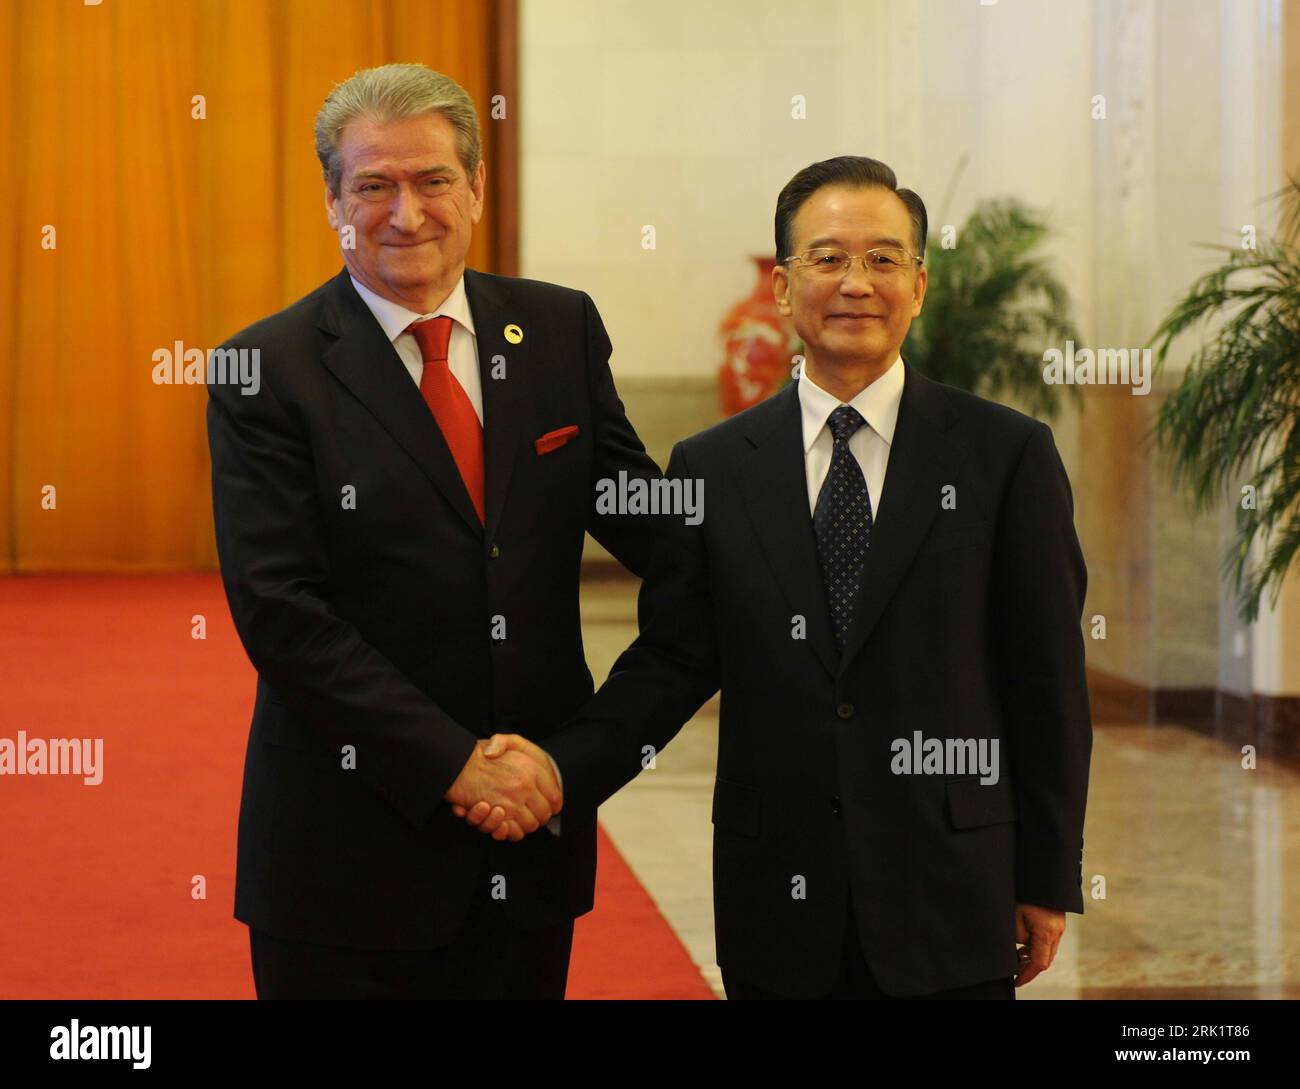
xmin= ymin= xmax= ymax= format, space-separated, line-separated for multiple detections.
xmin=444 ymin=734 xmax=563 ymax=842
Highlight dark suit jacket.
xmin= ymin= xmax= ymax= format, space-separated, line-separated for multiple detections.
xmin=546 ymin=363 xmax=1093 ymax=997
xmin=206 ymin=267 xmax=661 ymax=949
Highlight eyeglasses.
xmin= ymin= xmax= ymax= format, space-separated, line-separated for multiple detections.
xmin=784 ymin=246 xmax=922 ymax=279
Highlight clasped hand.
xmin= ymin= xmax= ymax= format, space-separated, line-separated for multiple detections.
xmin=444 ymin=734 xmax=561 ymax=842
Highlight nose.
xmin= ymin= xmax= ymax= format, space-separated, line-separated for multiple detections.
xmin=388 ymin=182 xmax=425 ymax=234
xmin=839 ymin=258 xmax=874 ymax=295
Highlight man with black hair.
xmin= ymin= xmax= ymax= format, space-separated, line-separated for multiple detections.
xmin=472 ymin=155 xmax=1093 ymax=1000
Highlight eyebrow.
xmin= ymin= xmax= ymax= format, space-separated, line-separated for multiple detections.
xmin=350 ymin=165 xmax=458 ymax=182
xmin=802 ymin=234 xmax=909 ymax=251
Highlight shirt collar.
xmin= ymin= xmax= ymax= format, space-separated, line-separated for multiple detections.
xmin=350 ymin=274 xmax=477 ymax=344
xmin=798 ymin=351 xmax=905 ymax=454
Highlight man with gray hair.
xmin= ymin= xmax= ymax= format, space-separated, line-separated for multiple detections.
xmin=206 ymin=63 xmax=663 ymax=998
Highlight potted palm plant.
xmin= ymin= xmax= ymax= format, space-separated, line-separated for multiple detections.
xmin=1148 ymin=177 xmax=1300 ymax=623
xmin=902 ymin=195 xmax=1081 ymax=420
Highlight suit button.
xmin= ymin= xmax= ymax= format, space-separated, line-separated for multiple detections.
xmin=836 ymin=703 xmax=854 ymax=719
xmin=830 ymin=795 xmax=842 ymax=816
xmin=489 ymin=544 xmax=500 ymax=559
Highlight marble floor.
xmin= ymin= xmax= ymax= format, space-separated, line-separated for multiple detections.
xmin=577 ymin=576 xmax=1300 ymax=1000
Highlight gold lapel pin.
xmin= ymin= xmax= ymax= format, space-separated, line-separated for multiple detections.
xmin=504 ymin=323 xmax=523 ymax=345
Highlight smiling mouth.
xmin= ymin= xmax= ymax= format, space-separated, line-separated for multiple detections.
xmin=829 ymin=314 xmax=879 ymax=321
xmin=384 ymin=239 xmax=437 ymax=248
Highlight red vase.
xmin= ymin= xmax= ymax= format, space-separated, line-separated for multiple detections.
xmin=717 ymin=256 xmax=800 ymax=416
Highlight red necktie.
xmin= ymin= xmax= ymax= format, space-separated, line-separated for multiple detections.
xmin=407 ymin=316 xmax=485 ymax=525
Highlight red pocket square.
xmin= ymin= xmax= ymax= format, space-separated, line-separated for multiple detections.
xmin=535 ymin=425 xmax=579 ymax=455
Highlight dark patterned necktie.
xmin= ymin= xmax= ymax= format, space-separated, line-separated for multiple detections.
xmin=813 ymin=405 xmax=873 ymax=651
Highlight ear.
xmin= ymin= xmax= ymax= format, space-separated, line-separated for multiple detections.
xmin=910 ymin=264 xmax=928 ymax=317
xmin=469 ymin=159 xmax=486 ymax=225
xmin=324 ymin=179 xmax=340 ymax=230
xmin=772 ymin=261 xmax=793 ymax=316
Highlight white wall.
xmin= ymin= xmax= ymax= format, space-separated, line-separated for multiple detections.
xmin=521 ymin=0 xmax=1294 ymax=695
xmin=520 ymin=0 xmax=1102 ymax=380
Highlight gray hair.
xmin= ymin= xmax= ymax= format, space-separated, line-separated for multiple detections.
xmin=314 ymin=63 xmax=481 ymax=195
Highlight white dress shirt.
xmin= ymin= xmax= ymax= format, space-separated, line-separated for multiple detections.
xmin=798 ymin=352 xmax=905 ymax=520
xmin=350 ymin=274 xmax=482 ymax=422
xmin=350 ymin=273 xmax=563 ymax=836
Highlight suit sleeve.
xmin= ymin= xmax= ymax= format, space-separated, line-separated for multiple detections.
xmin=546 ymin=441 xmax=721 ymax=812
xmin=579 ymin=291 xmax=666 ymax=577
xmin=206 ymin=359 xmax=477 ymax=831
xmin=993 ymin=421 xmax=1093 ymax=914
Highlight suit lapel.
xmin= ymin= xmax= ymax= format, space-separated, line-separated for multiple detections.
xmin=318 ymin=268 xmax=541 ymax=540
xmin=318 ymin=269 xmax=482 ymax=535
xmin=837 ymin=361 xmax=963 ymax=672
xmin=464 ymin=268 xmax=532 ymax=542
xmin=737 ymin=384 xmax=840 ymax=681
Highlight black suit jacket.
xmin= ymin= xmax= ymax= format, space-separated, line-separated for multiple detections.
xmin=547 ymin=363 xmax=1093 ymax=997
xmin=206 ymin=267 xmax=662 ymax=948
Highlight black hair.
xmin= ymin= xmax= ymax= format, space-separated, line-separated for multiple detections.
xmin=774 ymin=155 xmax=927 ymax=263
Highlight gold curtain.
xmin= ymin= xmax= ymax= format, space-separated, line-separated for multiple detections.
xmin=0 ymin=0 xmax=508 ymax=572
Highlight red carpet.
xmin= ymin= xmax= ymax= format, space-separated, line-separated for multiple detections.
xmin=0 ymin=574 xmax=713 ymax=999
